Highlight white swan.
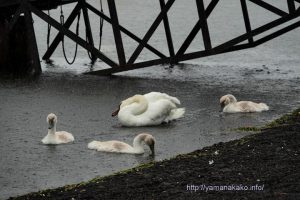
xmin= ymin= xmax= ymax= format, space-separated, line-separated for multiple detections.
xmin=112 ymin=92 xmax=185 ymax=127
xmin=41 ymin=113 xmax=75 ymax=144
xmin=220 ymin=94 xmax=269 ymax=113
xmin=88 ymin=133 xmax=155 ymax=155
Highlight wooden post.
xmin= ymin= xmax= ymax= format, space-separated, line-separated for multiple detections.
xmin=0 ymin=2 xmax=41 ymax=77
xmin=24 ymin=3 xmax=42 ymax=76
xmin=0 ymin=16 xmax=9 ymax=74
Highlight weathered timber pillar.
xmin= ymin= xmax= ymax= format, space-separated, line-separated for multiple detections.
xmin=0 ymin=15 xmax=9 ymax=74
xmin=0 ymin=7 xmax=41 ymax=77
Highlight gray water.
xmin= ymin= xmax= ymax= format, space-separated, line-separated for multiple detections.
xmin=1 ymin=0 xmax=300 ymax=199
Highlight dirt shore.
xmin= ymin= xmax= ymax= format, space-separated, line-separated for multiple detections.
xmin=9 ymin=109 xmax=300 ymax=200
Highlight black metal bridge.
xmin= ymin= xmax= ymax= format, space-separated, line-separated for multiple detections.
xmin=1 ymin=0 xmax=300 ymax=76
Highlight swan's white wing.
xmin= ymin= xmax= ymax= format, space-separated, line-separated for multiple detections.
xmin=143 ymin=99 xmax=176 ymax=124
xmin=119 ymin=99 xmax=175 ymax=126
xmin=117 ymin=93 xmax=183 ymax=126
xmin=144 ymin=92 xmax=181 ymax=105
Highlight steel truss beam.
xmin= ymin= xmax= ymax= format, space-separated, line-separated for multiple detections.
xmin=30 ymin=3 xmax=118 ymax=67
xmin=84 ymin=2 xmax=167 ymax=59
xmin=14 ymin=0 xmax=300 ymax=75
xmin=159 ymin=0 xmax=175 ymax=59
xmin=107 ymin=0 xmax=126 ymax=65
xmin=127 ymin=0 xmax=176 ymax=64
xmin=87 ymin=0 xmax=300 ymax=75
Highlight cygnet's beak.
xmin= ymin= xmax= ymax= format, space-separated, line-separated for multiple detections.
xmin=112 ymin=105 xmax=120 ymax=117
xmin=149 ymin=143 xmax=155 ymax=156
xmin=219 ymin=102 xmax=225 ymax=112
xmin=48 ymin=123 xmax=54 ymax=129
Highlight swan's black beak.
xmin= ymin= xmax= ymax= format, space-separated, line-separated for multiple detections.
xmin=112 ymin=105 xmax=120 ymax=117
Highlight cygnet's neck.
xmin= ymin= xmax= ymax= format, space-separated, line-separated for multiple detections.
xmin=228 ymin=96 xmax=237 ymax=104
xmin=48 ymin=124 xmax=56 ymax=135
xmin=132 ymin=135 xmax=146 ymax=153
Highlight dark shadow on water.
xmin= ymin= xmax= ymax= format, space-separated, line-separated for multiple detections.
xmin=111 ymin=122 xmax=177 ymax=130
xmin=42 ymin=144 xmax=58 ymax=153
xmin=134 ymin=153 xmax=155 ymax=164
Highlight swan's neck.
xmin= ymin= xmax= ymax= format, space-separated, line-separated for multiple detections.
xmin=131 ymin=96 xmax=148 ymax=115
xmin=229 ymin=96 xmax=237 ymax=104
xmin=120 ymin=96 xmax=148 ymax=116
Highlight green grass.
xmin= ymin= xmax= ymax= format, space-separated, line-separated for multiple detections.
xmin=63 ymin=161 xmax=155 ymax=190
xmin=235 ymin=108 xmax=300 ymax=132
xmin=264 ymin=108 xmax=300 ymax=128
xmin=235 ymin=126 xmax=262 ymax=132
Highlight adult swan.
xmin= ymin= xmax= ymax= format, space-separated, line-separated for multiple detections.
xmin=112 ymin=92 xmax=185 ymax=127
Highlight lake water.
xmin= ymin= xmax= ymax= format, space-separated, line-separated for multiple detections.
xmin=0 ymin=0 xmax=299 ymax=199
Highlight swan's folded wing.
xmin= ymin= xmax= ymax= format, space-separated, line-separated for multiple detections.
xmin=144 ymin=92 xmax=181 ymax=105
xmin=145 ymin=99 xmax=176 ymax=123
